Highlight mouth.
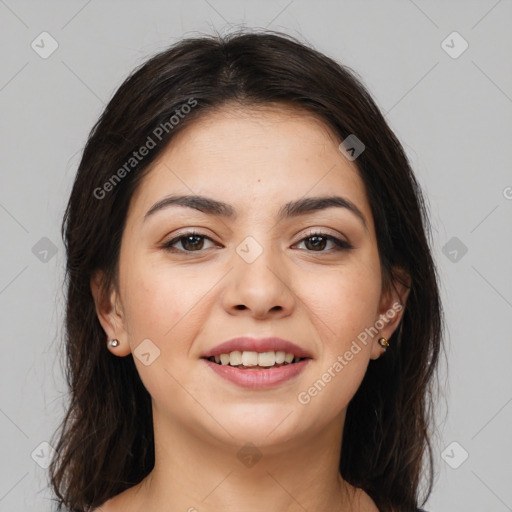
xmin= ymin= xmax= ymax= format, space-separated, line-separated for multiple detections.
xmin=201 ymin=352 xmax=312 ymax=389
xmin=203 ymin=350 xmax=310 ymax=370
xmin=200 ymin=337 xmax=313 ymax=388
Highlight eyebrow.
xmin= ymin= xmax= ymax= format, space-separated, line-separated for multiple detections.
xmin=144 ymin=194 xmax=367 ymax=229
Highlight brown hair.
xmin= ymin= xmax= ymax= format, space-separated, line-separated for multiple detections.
xmin=49 ymin=29 xmax=444 ymax=512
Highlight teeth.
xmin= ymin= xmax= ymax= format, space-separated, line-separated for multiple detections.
xmin=258 ymin=351 xmax=275 ymax=367
xmin=242 ymin=351 xmax=258 ymax=366
xmin=275 ymin=350 xmax=286 ymax=364
xmin=209 ymin=350 xmax=302 ymax=367
xmin=229 ymin=350 xmax=242 ymax=366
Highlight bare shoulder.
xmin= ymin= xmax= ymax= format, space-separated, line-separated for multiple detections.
xmin=349 ymin=485 xmax=380 ymax=512
xmin=89 ymin=479 xmax=149 ymax=511
xmin=89 ymin=488 xmax=133 ymax=512
xmin=90 ymin=498 xmax=114 ymax=512
xmin=359 ymin=490 xmax=380 ymax=512
xmin=90 ymin=498 xmax=121 ymax=512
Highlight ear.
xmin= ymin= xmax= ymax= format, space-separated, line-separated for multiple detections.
xmin=90 ymin=270 xmax=131 ymax=357
xmin=370 ymin=266 xmax=411 ymax=360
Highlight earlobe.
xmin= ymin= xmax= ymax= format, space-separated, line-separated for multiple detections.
xmin=370 ymin=267 xmax=411 ymax=359
xmin=90 ymin=271 xmax=131 ymax=356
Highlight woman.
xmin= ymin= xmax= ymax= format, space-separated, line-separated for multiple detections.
xmin=49 ymin=29 xmax=443 ymax=512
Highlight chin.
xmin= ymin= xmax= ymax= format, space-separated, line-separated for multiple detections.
xmin=211 ymin=403 xmax=308 ymax=444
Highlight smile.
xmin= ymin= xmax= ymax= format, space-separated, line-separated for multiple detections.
xmin=206 ymin=350 xmax=306 ymax=369
xmin=202 ymin=353 xmax=312 ymax=389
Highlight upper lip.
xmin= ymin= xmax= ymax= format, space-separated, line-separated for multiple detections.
xmin=201 ymin=337 xmax=313 ymax=359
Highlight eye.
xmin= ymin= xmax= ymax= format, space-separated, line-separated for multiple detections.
xmin=294 ymin=231 xmax=353 ymax=252
xmin=162 ymin=231 xmax=216 ymax=252
xmin=161 ymin=230 xmax=353 ymax=254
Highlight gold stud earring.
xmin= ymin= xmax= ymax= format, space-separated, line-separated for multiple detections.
xmin=108 ymin=339 xmax=120 ymax=347
xmin=378 ymin=337 xmax=389 ymax=350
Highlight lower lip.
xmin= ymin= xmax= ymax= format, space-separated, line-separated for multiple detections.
xmin=202 ymin=358 xmax=312 ymax=389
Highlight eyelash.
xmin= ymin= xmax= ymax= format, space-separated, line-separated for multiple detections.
xmin=161 ymin=230 xmax=354 ymax=253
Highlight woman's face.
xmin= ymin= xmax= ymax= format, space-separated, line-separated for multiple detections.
xmin=95 ymin=104 xmax=406 ymax=449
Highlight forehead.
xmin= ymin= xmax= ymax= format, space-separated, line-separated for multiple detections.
xmin=128 ymin=104 xmax=372 ymax=225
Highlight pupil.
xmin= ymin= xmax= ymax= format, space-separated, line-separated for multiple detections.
xmin=307 ymin=236 xmax=326 ymax=251
xmin=183 ymin=235 xmax=203 ymax=250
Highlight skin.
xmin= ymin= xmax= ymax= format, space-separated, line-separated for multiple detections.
xmin=91 ymin=104 xmax=409 ymax=512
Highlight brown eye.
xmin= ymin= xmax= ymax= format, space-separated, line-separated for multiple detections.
xmin=162 ymin=231 xmax=216 ymax=252
xmin=304 ymin=235 xmax=329 ymax=251
xmin=295 ymin=232 xmax=353 ymax=252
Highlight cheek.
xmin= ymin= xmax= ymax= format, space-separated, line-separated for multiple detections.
xmin=120 ymin=258 xmax=218 ymax=346
xmin=305 ymin=260 xmax=382 ymax=337
xmin=119 ymin=262 xmax=209 ymax=396
xmin=295 ymin=259 xmax=381 ymax=409
xmin=122 ymin=275 xmax=172 ymax=340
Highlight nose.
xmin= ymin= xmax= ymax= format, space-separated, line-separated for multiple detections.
xmin=221 ymin=242 xmax=296 ymax=320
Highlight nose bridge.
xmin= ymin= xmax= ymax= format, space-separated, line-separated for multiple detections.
xmin=235 ymin=233 xmax=285 ymax=287
xmin=223 ymin=232 xmax=295 ymax=316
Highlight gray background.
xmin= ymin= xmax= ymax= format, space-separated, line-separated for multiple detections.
xmin=1 ymin=0 xmax=511 ymax=510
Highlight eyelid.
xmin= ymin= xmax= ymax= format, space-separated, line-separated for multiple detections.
xmin=299 ymin=226 xmax=347 ymax=241
xmin=161 ymin=227 xmax=354 ymax=253
xmin=295 ymin=229 xmax=354 ymax=251
xmin=161 ymin=228 xmax=215 ymax=246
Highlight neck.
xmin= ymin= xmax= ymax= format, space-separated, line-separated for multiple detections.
xmin=127 ymin=405 xmax=358 ymax=512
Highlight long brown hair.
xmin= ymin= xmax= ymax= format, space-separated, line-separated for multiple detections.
xmin=49 ymin=29 xmax=444 ymax=512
